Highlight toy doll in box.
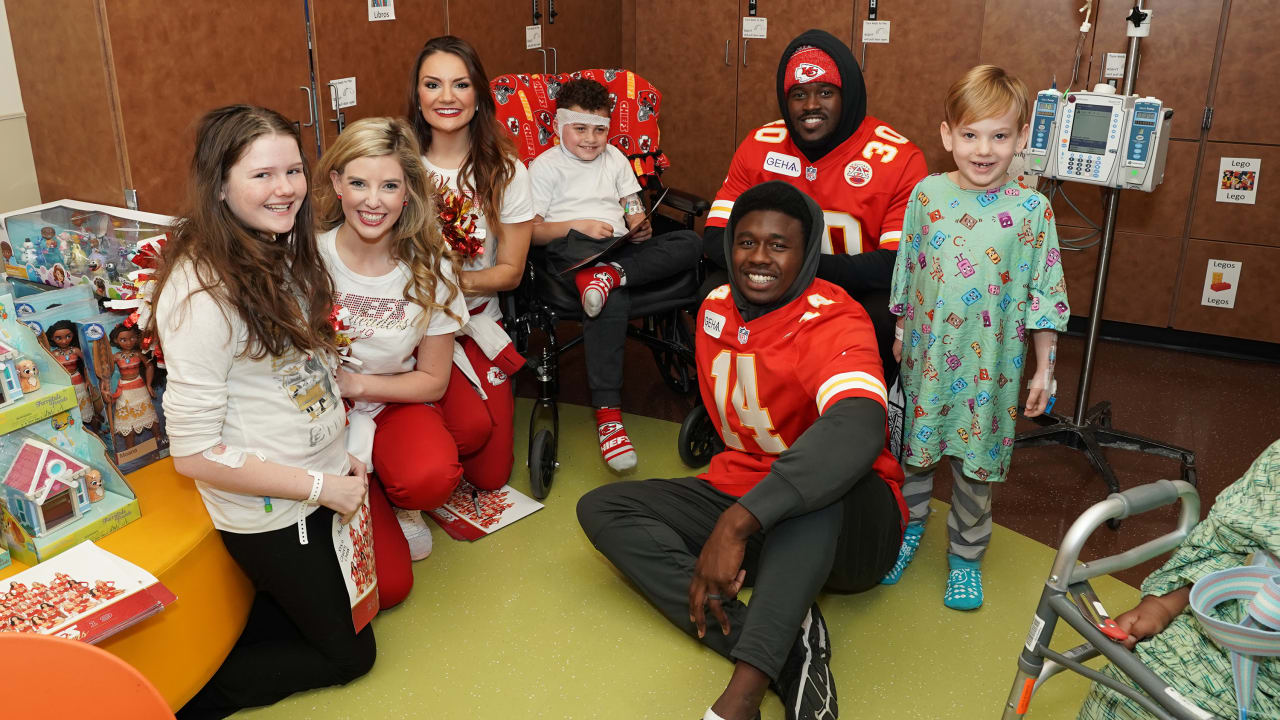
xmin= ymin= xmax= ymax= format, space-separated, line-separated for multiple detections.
xmin=103 ymin=324 xmax=162 ymax=450
xmin=44 ymin=321 xmax=97 ymax=425
xmin=0 ymin=201 xmax=173 ymax=301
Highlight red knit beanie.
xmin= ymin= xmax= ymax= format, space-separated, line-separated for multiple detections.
xmin=783 ymin=45 xmax=842 ymax=92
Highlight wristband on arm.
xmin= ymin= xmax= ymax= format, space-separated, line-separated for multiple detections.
xmin=298 ymin=470 xmax=324 ymax=545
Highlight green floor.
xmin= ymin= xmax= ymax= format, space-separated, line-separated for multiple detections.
xmin=237 ymin=401 xmax=1137 ymax=720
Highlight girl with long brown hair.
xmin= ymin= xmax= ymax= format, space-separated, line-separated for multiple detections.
xmin=406 ymin=36 xmax=532 ymax=494
xmin=314 ymin=116 xmax=467 ymax=605
xmin=154 ymin=105 xmax=376 ymax=719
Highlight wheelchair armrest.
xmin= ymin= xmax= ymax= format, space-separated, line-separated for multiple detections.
xmin=661 ymin=187 xmax=711 ymax=218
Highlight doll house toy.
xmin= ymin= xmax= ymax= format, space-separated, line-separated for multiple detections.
xmin=0 ymin=340 xmax=26 ymax=409
xmin=0 ymin=290 xmax=139 ymax=564
xmin=2 ymin=439 xmax=92 ymax=538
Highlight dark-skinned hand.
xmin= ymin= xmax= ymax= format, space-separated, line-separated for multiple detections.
xmin=688 ymin=503 xmax=760 ymax=639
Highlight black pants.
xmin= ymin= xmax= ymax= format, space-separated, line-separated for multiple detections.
xmin=177 ymin=507 xmax=376 ymax=720
xmin=576 ymin=474 xmax=901 ymax=680
xmin=547 ymin=229 xmax=702 ymax=407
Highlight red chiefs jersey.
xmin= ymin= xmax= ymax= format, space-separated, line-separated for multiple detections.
xmin=708 ymin=115 xmax=927 ymax=256
xmin=696 ymin=279 xmax=907 ymax=526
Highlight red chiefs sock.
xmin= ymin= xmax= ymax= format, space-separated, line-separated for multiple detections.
xmin=574 ymin=264 xmax=621 ymax=318
xmin=595 ymin=407 xmax=637 ymax=472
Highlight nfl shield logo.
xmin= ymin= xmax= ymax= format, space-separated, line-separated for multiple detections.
xmin=737 ymin=326 xmax=750 ymax=344
xmin=805 ymin=166 xmax=817 ymax=181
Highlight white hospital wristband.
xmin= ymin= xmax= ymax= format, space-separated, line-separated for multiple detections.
xmin=298 ymin=470 xmax=325 ymax=545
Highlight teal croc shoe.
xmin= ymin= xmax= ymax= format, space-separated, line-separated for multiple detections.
xmin=943 ymin=555 xmax=984 ymax=610
xmin=880 ymin=522 xmax=924 ymax=585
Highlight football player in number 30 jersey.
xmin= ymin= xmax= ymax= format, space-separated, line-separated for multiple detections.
xmin=578 ymin=182 xmax=905 ymax=720
xmin=703 ymin=29 xmax=928 ymax=385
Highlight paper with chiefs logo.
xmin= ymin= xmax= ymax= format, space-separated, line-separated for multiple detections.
xmin=332 ymin=497 xmax=378 ymax=632
xmin=0 ymin=541 xmax=175 ymax=644
xmin=427 ymin=481 xmax=543 ymax=542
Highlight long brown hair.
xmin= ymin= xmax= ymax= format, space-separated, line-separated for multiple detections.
xmin=406 ymin=35 xmax=516 ymax=221
xmin=152 ymin=105 xmax=335 ymax=359
xmin=314 ymin=117 xmax=462 ymax=327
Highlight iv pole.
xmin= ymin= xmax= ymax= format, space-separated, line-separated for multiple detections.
xmin=1015 ymin=5 xmax=1197 ymax=511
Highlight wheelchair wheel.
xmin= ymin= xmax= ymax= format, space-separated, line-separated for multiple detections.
xmin=528 ymin=428 xmax=556 ymax=500
xmin=652 ymin=313 xmax=697 ymax=395
xmin=678 ymin=403 xmax=723 ymax=468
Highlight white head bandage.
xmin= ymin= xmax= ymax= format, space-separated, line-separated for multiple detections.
xmin=555 ymin=108 xmax=610 ymax=140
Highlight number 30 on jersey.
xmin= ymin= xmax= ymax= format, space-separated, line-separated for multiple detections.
xmin=709 ymin=351 xmax=788 ymax=454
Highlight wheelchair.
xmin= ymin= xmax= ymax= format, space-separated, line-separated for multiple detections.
xmin=489 ymin=68 xmax=709 ymax=499
xmin=1001 ymin=479 xmax=1211 ymax=719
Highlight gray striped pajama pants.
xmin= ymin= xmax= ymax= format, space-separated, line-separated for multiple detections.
xmin=901 ymin=457 xmax=993 ymax=562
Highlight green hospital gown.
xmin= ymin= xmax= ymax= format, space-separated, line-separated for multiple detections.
xmin=889 ymin=173 xmax=1068 ymax=482
xmin=1077 ymin=439 xmax=1280 ymax=720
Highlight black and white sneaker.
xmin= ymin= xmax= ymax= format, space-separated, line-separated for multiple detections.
xmin=773 ymin=603 xmax=837 ymax=720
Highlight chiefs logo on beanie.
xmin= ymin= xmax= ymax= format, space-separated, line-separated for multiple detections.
xmin=784 ymin=45 xmax=842 ymax=93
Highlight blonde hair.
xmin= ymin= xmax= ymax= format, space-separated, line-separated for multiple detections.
xmin=314 ymin=117 xmax=462 ymax=328
xmin=944 ymin=65 xmax=1030 ymax=128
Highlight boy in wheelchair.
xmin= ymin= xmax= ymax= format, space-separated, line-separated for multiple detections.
xmin=529 ymin=77 xmax=701 ymax=472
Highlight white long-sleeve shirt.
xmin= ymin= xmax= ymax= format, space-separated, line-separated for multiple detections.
xmin=156 ymin=260 xmax=348 ymax=533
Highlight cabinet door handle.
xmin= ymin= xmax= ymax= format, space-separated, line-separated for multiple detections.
xmin=743 ymin=38 xmax=749 ymax=66
xmin=725 ymin=39 xmax=730 ymax=66
xmin=299 ymin=86 xmax=315 ymax=128
xmin=549 ymin=46 xmax=558 ymax=74
xmin=532 ymin=47 xmax=548 ymax=74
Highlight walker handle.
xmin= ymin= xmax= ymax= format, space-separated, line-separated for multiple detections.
xmin=1047 ymin=480 xmax=1199 ymax=590
xmin=1110 ymin=479 xmax=1179 ymax=519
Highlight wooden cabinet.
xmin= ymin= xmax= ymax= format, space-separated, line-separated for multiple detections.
xmin=8 ymin=1 xmax=448 ymax=214
xmin=540 ymin=0 xmax=626 ymax=72
xmin=635 ymin=0 xmax=739 ymax=204
xmin=1209 ymin=0 xmax=1280 ymax=145
xmin=10 ymin=1 xmax=316 ymax=212
xmin=634 ymin=1 xmax=857 ymax=202
xmin=448 ymin=0 xmax=540 ymax=76
xmin=447 ymin=0 xmax=624 ymax=79
xmin=311 ymin=1 xmax=448 ymax=147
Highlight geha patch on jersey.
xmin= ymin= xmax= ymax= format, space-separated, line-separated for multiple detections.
xmin=703 ymin=310 xmax=726 ymax=338
xmin=764 ymin=151 xmax=803 ymax=178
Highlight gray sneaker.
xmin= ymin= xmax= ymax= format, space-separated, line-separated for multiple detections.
xmin=773 ymin=603 xmax=837 ymax=720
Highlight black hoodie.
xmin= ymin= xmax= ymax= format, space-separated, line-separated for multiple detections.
xmin=717 ymin=182 xmax=891 ymax=532
xmin=777 ymin=29 xmax=867 ymax=163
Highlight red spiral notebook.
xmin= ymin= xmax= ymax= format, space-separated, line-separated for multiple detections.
xmin=0 ymin=541 xmax=175 ymax=644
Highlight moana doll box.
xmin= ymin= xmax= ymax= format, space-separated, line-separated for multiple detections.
xmin=0 ymin=200 xmax=173 ymax=301
xmin=75 ymin=313 xmax=168 ymax=474
xmin=0 ymin=292 xmax=138 ymax=565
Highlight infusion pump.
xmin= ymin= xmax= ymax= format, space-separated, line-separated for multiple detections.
xmin=1021 ymin=89 xmax=1172 ymax=192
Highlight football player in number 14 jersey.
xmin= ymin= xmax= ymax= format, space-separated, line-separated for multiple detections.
xmin=578 ymin=182 xmax=905 ymax=720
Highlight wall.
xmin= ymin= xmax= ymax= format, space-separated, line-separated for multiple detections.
xmin=0 ymin=0 xmax=41 ymax=213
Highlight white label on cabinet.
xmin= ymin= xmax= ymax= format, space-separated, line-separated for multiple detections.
xmin=1216 ymin=157 xmax=1260 ymax=205
xmin=1104 ymin=53 xmax=1126 ymax=79
xmin=1201 ymin=258 xmax=1241 ymax=309
xmin=329 ymin=78 xmax=356 ymax=110
xmin=368 ymin=0 xmax=394 ymax=22
xmin=526 ymin=25 xmax=543 ymax=50
xmin=862 ymin=20 xmax=890 ymax=44
xmin=742 ymin=17 xmax=768 ymax=39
